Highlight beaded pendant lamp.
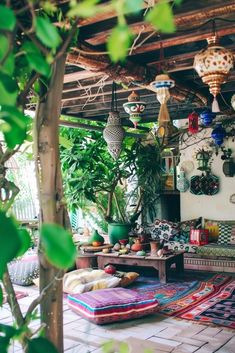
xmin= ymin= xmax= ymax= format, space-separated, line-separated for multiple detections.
xmin=194 ymin=36 xmax=234 ymax=112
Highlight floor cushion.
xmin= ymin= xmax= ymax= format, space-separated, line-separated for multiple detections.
xmin=166 ymin=240 xmax=198 ymax=253
xmin=8 ymin=251 xmax=39 ymax=286
xmin=196 ymin=244 xmax=235 ymax=258
xmin=63 ymin=268 xmax=121 ymax=294
xmin=67 ymin=287 xmax=159 ymax=324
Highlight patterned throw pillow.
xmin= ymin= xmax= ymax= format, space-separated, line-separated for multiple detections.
xmin=173 ymin=218 xmax=201 ymax=243
xmin=218 ymin=223 xmax=233 ymax=245
xmin=205 ymin=219 xmax=235 ymax=242
xmin=8 ymin=251 xmax=39 ymax=286
xmin=150 ymin=219 xmax=179 ymax=241
xmin=230 ymin=226 xmax=235 ymax=245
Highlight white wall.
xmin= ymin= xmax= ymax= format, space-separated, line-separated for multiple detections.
xmin=179 ymin=125 xmax=235 ymax=221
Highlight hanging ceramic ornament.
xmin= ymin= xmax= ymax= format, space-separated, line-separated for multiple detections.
xmin=123 ymin=91 xmax=146 ymax=128
xmin=211 ymin=123 xmax=226 ymax=146
xmin=177 ymin=170 xmax=189 ymax=192
xmin=150 ymin=74 xmax=175 ymax=125
xmin=188 ymin=112 xmax=199 ymax=134
xmin=194 ymin=36 xmax=234 ymax=113
xmin=103 ymin=111 xmax=125 ymax=160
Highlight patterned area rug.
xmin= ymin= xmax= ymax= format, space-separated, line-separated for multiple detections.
xmin=130 ymin=272 xmax=234 ymax=329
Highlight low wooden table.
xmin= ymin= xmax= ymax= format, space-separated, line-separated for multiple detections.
xmin=97 ymin=252 xmax=184 ymax=283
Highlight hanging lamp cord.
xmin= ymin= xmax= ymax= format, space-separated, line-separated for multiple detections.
xmin=111 ymin=81 xmax=117 ymax=112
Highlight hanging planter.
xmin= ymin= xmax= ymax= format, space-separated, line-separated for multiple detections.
xmin=194 ymin=36 xmax=234 ymax=112
xmin=199 ymin=109 xmax=216 ymax=126
xmin=211 ymin=123 xmax=226 ymax=146
xmin=150 ymin=74 xmax=175 ymax=125
xmin=123 ymin=91 xmax=146 ymax=128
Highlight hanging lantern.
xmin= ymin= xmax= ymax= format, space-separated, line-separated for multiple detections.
xmin=188 ymin=112 xmax=199 ymax=134
xmin=103 ymin=111 xmax=125 ymax=160
xmin=194 ymin=36 xmax=234 ymax=113
xmin=199 ymin=109 xmax=216 ymax=126
xmin=231 ymin=94 xmax=235 ymax=110
xmin=123 ymin=91 xmax=146 ymax=128
xmin=196 ymin=149 xmax=211 ymax=171
xmin=211 ymin=123 xmax=226 ymax=146
xmin=150 ymin=74 xmax=175 ymax=125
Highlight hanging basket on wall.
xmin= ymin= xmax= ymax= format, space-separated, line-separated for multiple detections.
xmin=193 ymin=36 xmax=234 ymax=112
xmin=150 ymin=74 xmax=175 ymax=125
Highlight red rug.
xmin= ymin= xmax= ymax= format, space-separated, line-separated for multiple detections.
xmin=3 ymin=290 xmax=29 ymax=304
xmin=160 ymin=273 xmax=235 ymax=329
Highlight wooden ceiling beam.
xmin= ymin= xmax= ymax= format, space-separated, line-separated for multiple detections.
xmin=83 ymin=2 xmax=235 ymax=45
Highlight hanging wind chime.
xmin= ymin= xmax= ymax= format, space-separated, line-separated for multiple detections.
xmin=123 ymin=91 xmax=146 ymax=128
xmin=193 ymin=27 xmax=234 ymax=112
xmin=103 ymin=82 xmax=125 ymax=160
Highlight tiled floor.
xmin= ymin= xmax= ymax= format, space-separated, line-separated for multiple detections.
xmin=2 ymin=284 xmax=235 ymax=353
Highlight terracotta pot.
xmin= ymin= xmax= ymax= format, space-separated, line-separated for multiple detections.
xmin=131 ymin=239 xmax=143 ymax=252
xmin=150 ymin=241 xmax=160 ymax=255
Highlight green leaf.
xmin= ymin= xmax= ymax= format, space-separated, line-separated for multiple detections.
xmin=119 ymin=342 xmax=129 ymax=353
xmin=41 ymin=224 xmax=77 ymax=269
xmin=146 ymin=1 xmax=176 ymax=33
xmin=0 ymin=6 xmax=16 ymax=31
xmin=107 ymin=25 xmax=132 ymax=62
xmin=27 ymin=337 xmax=59 ymax=353
xmin=0 ymin=212 xmax=21 ymax=278
xmin=123 ymin=0 xmax=143 ymax=13
xmin=2 ymin=52 xmax=15 ymax=76
xmin=16 ymin=229 xmax=31 ymax=257
xmin=0 ymin=106 xmax=30 ymax=148
xmin=0 ymin=34 xmax=9 ymax=62
xmin=68 ymin=0 xmax=100 ymax=18
xmin=0 ymin=82 xmax=17 ymax=106
xmin=35 ymin=16 xmax=62 ymax=49
xmin=0 ymin=285 xmax=3 ymax=306
xmin=102 ymin=340 xmax=114 ymax=353
xmin=174 ymin=0 xmax=183 ymax=5
xmin=23 ymin=41 xmax=51 ymax=77
xmin=0 ymin=72 xmax=18 ymax=93
xmin=0 ymin=324 xmax=19 ymax=353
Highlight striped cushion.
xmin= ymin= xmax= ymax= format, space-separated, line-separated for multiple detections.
xmin=67 ymin=288 xmax=159 ymax=324
xmin=218 ymin=223 xmax=233 ymax=245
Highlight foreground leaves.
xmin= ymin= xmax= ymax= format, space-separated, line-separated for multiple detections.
xmin=41 ymin=224 xmax=77 ymax=269
xmin=146 ymin=1 xmax=176 ymax=33
xmin=0 ymin=212 xmax=21 ymax=278
xmin=0 ymin=285 xmax=3 ymax=306
xmin=35 ymin=17 xmax=62 ymax=49
xmin=0 ymin=6 xmax=16 ymax=31
xmin=0 ymin=324 xmax=18 ymax=353
xmin=107 ymin=24 xmax=133 ymax=62
xmin=27 ymin=337 xmax=59 ymax=353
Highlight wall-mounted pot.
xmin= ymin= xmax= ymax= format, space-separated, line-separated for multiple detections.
xmin=223 ymin=159 xmax=235 ymax=177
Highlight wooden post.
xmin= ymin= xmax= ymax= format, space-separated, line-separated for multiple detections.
xmin=34 ymin=55 xmax=67 ymax=353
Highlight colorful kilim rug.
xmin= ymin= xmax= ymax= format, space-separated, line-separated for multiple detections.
xmin=130 ymin=273 xmax=234 ymax=329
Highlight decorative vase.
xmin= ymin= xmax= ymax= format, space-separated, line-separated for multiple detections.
xmin=88 ymin=229 xmax=104 ymax=246
xmin=211 ymin=123 xmax=226 ymax=146
xmin=188 ymin=112 xmax=199 ymax=134
xmin=123 ymin=91 xmax=146 ymax=128
xmin=193 ymin=36 xmax=234 ymax=112
xmin=108 ymin=223 xmax=132 ymax=245
xmin=131 ymin=238 xmax=143 ymax=252
xmin=103 ymin=111 xmax=125 ymax=160
xmin=150 ymin=241 xmax=160 ymax=255
xmin=176 ymin=170 xmax=189 ymax=192
xmin=199 ymin=109 xmax=216 ymax=126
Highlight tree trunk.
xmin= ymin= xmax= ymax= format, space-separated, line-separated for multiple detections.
xmin=34 ymin=55 xmax=67 ymax=353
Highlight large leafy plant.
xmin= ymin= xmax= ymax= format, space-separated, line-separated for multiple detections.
xmin=60 ymin=127 xmax=162 ymax=231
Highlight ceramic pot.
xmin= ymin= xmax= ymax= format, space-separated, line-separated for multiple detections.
xmin=88 ymin=229 xmax=104 ymax=245
xmin=150 ymin=241 xmax=160 ymax=255
xmin=108 ymin=223 xmax=132 ymax=245
xmin=131 ymin=238 xmax=143 ymax=252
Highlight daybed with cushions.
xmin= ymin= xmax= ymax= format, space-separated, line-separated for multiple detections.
xmin=148 ymin=218 xmax=235 ymax=273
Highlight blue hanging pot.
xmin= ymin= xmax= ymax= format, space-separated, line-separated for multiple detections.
xmin=200 ymin=109 xmax=216 ymax=126
xmin=211 ymin=123 xmax=226 ymax=146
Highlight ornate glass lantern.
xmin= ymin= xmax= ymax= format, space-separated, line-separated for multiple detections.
xmin=188 ymin=112 xmax=199 ymax=134
xmin=194 ymin=36 xmax=234 ymax=112
xmin=199 ymin=109 xmax=216 ymax=126
xmin=123 ymin=91 xmax=146 ymax=128
xmin=211 ymin=123 xmax=226 ymax=146
xmin=196 ymin=149 xmax=211 ymax=171
xmin=150 ymin=74 xmax=175 ymax=125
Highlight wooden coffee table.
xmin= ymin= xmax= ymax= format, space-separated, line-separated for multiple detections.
xmin=97 ymin=252 xmax=184 ymax=283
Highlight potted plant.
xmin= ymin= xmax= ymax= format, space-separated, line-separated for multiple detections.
xmin=60 ymin=127 xmax=162 ymax=243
